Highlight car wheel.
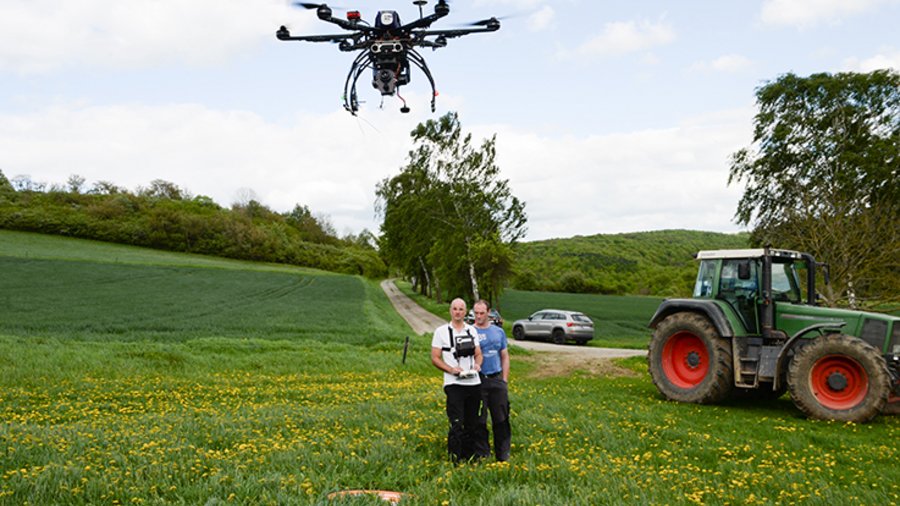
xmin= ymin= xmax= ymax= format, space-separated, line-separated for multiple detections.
xmin=552 ymin=329 xmax=566 ymax=345
xmin=513 ymin=326 xmax=526 ymax=341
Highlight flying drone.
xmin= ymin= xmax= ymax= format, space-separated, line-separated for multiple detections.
xmin=276 ymin=0 xmax=500 ymax=115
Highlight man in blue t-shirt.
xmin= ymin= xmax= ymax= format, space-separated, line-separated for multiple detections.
xmin=472 ymin=299 xmax=511 ymax=461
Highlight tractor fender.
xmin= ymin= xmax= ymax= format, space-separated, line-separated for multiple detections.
xmin=773 ymin=322 xmax=848 ymax=390
xmin=648 ymin=299 xmax=734 ymax=338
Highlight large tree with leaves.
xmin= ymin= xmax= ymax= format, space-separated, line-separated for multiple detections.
xmin=729 ymin=70 xmax=899 ymax=308
xmin=377 ymin=112 xmax=527 ymax=305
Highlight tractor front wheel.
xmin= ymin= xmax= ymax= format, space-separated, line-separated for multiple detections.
xmin=648 ymin=312 xmax=733 ymax=404
xmin=787 ymin=334 xmax=890 ymax=423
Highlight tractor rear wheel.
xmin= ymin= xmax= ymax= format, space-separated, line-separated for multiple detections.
xmin=787 ymin=333 xmax=890 ymax=423
xmin=648 ymin=312 xmax=733 ymax=403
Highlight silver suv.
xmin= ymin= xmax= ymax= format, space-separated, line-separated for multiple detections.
xmin=512 ymin=309 xmax=594 ymax=345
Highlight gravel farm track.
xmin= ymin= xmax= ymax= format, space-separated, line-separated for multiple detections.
xmin=380 ymin=280 xmax=647 ymax=375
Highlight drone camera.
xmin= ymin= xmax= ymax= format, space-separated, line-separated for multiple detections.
xmin=371 ymin=42 xmax=404 ymax=54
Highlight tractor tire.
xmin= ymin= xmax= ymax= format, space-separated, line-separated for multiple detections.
xmin=552 ymin=329 xmax=566 ymax=345
xmin=787 ymin=333 xmax=890 ymax=423
xmin=648 ymin=312 xmax=733 ymax=404
xmin=512 ymin=326 xmax=526 ymax=341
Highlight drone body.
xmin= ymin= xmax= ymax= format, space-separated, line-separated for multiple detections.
xmin=276 ymin=1 xmax=500 ymax=115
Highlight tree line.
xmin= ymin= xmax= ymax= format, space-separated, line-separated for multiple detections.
xmin=0 ymin=173 xmax=386 ymax=278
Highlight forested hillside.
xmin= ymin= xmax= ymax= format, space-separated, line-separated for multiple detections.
xmin=0 ymin=172 xmax=385 ymax=277
xmin=512 ymin=230 xmax=749 ymax=296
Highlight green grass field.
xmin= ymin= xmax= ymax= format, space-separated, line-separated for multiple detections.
xmin=2 ymin=231 xmax=899 ymax=505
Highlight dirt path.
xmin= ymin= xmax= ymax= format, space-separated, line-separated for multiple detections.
xmin=380 ymin=280 xmax=648 ymax=376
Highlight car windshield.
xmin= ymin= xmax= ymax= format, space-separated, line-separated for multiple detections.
xmin=571 ymin=314 xmax=591 ymax=323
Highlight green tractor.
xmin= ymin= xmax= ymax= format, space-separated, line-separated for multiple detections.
xmin=648 ymin=248 xmax=900 ymax=423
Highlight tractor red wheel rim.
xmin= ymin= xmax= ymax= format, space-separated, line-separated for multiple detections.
xmin=810 ymin=354 xmax=868 ymax=410
xmin=661 ymin=331 xmax=709 ymax=389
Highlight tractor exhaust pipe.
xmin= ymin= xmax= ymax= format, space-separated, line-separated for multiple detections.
xmin=761 ymin=247 xmax=774 ymax=338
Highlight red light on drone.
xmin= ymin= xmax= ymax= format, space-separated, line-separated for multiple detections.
xmin=347 ymin=11 xmax=361 ymax=21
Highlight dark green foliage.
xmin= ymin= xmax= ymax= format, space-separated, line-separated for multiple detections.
xmin=512 ymin=230 xmax=749 ymax=297
xmin=0 ymin=179 xmax=386 ymax=278
xmin=729 ymin=70 xmax=900 ymax=307
xmin=0 ymin=169 xmax=13 ymax=194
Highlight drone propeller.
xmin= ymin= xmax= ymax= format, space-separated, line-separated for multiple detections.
xmin=463 ymin=15 xmax=514 ymax=27
xmin=292 ymin=2 xmax=347 ymax=10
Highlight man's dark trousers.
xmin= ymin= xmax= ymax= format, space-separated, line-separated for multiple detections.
xmin=444 ymin=384 xmax=486 ymax=462
xmin=476 ymin=374 xmax=510 ymax=461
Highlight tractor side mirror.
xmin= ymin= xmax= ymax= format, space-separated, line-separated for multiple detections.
xmin=738 ymin=261 xmax=751 ymax=280
xmin=818 ymin=262 xmax=831 ymax=286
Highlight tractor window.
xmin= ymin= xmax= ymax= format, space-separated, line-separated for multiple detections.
xmin=693 ymin=260 xmax=716 ymax=298
xmin=772 ymin=263 xmax=801 ymax=303
xmin=718 ymin=259 xmax=759 ymax=333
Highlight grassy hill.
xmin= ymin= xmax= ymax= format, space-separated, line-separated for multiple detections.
xmin=0 ymin=230 xmax=401 ymax=344
xmin=512 ymin=229 xmax=750 ymax=296
xmin=1 ymin=231 xmax=897 ymax=505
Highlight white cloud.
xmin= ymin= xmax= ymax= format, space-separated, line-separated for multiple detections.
xmin=760 ymin=0 xmax=891 ymax=27
xmin=689 ymin=54 xmax=754 ymax=74
xmin=476 ymin=108 xmax=755 ymax=239
xmin=843 ymin=47 xmax=900 ymax=72
xmin=527 ymin=6 xmax=555 ymax=32
xmin=574 ymin=19 xmax=676 ymax=58
xmin=0 ymin=0 xmax=299 ymax=73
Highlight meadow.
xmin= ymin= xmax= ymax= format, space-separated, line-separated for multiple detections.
xmin=1 ymin=231 xmax=898 ymax=505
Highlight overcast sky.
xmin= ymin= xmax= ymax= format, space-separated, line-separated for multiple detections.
xmin=2 ymin=0 xmax=898 ymax=241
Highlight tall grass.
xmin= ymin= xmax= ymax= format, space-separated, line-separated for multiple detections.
xmin=1 ymin=233 xmax=898 ymax=505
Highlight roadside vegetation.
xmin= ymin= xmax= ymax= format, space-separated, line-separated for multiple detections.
xmin=1 ymin=233 xmax=898 ymax=504
xmin=0 ymin=173 xmax=385 ymax=278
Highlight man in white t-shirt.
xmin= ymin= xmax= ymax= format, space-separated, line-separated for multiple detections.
xmin=431 ymin=298 xmax=486 ymax=462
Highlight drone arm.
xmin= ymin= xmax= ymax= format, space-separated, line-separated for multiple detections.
xmin=415 ymin=20 xmax=501 ymax=42
xmin=276 ymin=26 xmax=356 ymax=44
xmin=397 ymin=0 xmax=450 ymax=32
